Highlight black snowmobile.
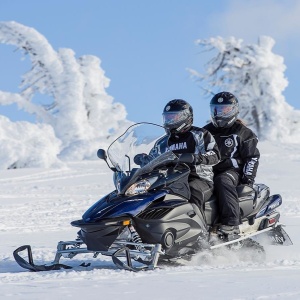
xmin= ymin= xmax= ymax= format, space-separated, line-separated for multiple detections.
xmin=14 ymin=123 xmax=292 ymax=272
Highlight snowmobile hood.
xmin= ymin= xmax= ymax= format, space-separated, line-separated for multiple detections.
xmin=82 ymin=190 xmax=168 ymax=222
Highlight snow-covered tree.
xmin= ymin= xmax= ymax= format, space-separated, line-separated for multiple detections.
xmin=188 ymin=36 xmax=300 ymax=141
xmin=0 ymin=115 xmax=62 ymax=169
xmin=0 ymin=21 xmax=131 ymax=168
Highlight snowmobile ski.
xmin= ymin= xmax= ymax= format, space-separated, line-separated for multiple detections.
xmin=13 ymin=245 xmax=72 ymax=272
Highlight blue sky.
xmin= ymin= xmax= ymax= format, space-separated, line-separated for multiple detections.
xmin=0 ymin=0 xmax=299 ymax=126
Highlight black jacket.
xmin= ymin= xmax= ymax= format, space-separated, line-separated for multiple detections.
xmin=203 ymin=121 xmax=260 ymax=183
xmin=149 ymin=126 xmax=220 ymax=183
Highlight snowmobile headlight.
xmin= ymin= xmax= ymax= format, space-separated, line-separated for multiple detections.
xmin=125 ymin=177 xmax=158 ymax=196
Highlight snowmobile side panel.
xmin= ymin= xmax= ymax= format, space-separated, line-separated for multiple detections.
xmin=256 ymin=194 xmax=282 ymax=218
xmin=135 ymin=202 xmax=205 ymax=256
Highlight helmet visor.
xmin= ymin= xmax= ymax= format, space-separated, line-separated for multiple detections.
xmin=162 ymin=109 xmax=190 ymax=126
xmin=210 ymin=104 xmax=237 ymax=118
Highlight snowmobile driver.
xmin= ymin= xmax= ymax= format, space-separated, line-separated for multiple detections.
xmin=135 ymin=99 xmax=220 ymax=216
xmin=204 ymin=92 xmax=260 ymax=236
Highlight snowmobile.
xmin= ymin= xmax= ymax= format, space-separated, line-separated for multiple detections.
xmin=13 ymin=123 xmax=292 ymax=272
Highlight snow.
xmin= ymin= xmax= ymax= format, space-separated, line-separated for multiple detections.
xmin=1 ymin=141 xmax=300 ymax=299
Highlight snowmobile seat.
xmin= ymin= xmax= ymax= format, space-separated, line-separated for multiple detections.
xmin=236 ymin=184 xmax=256 ymax=217
xmin=236 ymin=184 xmax=255 ymax=199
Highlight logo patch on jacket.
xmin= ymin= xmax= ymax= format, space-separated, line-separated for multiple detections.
xmin=225 ymin=138 xmax=234 ymax=147
xmin=166 ymin=142 xmax=187 ymax=151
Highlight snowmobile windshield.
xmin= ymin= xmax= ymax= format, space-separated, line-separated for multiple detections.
xmin=107 ymin=123 xmax=178 ymax=194
xmin=107 ymin=123 xmax=167 ymax=172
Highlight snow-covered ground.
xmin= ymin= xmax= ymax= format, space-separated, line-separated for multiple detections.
xmin=1 ymin=141 xmax=300 ymax=300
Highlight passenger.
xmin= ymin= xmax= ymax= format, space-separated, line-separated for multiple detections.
xmin=203 ymin=92 xmax=260 ymax=236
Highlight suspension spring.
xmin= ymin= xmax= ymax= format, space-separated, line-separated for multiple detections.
xmin=129 ymin=225 xmax=143 ymax=249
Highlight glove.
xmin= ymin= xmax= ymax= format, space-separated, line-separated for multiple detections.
xmin=134 ymin=153 xmax=151 ymax=166
xmin=241 ymin=175 xmax=254 ymax=187
xmin=179 ymin=153 xmax=195 ymax=164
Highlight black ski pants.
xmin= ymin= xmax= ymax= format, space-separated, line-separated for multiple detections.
xmin=214 ymin=170 xmax=241 ymax=226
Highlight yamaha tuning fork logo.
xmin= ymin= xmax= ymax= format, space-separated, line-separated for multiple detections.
xmin=225 ymin=138 xmax=234 ymax=147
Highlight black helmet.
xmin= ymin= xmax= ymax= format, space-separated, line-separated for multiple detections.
xmin=162 ymin=99 xmax=193 ymax=134
xmin=210 ymin=92 xmax=239 ymax=128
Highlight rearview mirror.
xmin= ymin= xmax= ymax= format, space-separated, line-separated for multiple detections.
xmin=97 ymin=149 xmax=107 ymax=160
